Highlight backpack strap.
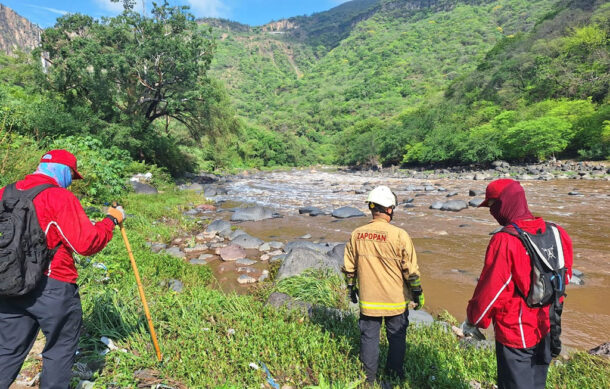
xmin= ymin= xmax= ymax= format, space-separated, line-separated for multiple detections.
xmin=2 ymin=183 xmax=57 ymax=202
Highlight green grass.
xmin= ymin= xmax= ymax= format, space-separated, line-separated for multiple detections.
xmin=62 ymin=189 xmax=609 ymax=388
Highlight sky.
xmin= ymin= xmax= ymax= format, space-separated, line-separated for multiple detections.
xmin=1 ymin=0 xmax=352 ymax=28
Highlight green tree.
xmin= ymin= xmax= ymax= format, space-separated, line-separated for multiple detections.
xmin=38 ymin=2 xmax=228 ymax=155
xmin=503 ymin=116 xmax=573 ymax=161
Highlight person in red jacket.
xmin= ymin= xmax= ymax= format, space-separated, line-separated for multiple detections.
xmin=463 ymin=179 xmax=573 ymax=389
xmin=0 ymin=150 xmax=125 ymax=389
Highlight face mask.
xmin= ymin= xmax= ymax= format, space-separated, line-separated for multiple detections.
xmin=34 ymin=163 xmax=73 ymax=188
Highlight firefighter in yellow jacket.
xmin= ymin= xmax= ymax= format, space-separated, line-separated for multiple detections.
xmin=343 ymin=185 xmax=424 ymax=384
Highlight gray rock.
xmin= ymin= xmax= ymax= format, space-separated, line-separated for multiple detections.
xmin=446 ymin=191 xmax=458 ymax=197
xmin=206 ymin=219 xmax=232 ymax=235
xmin=76 ymin=381 xmax=95 ymax=389
xmin=266 ymin=292 xmax=312 ymax=313
xmin=130 ymin=181 xmax=158 ymax=195
xmin=229 ymin=229 xmax=247 ymax=240
xmin=299 ymin=206 xmax=321 ymax=215
xmin=232 ymin=234 xmax=264 ymax=249
xmin=284 ymin=240 xmax=331 ymax=254
xmin=430 ymin=201 xmax=444 ymax=210
xmin=218 ymin=245 xmax=247 ymax=261
xmin=568 ymin=191 xmax=582 ymax=196
xmin=182 ymin=183 xmax=204 ymax=191
xmin=258 ymin=242 xmax=271 ymax=251
xmin=270 ymin=254 xmax=286 ymax=263
xmin=237 ymin=275 xmax=257 ymax=284
xmin=331 ymin=206 xmax=365 ymax=219
xmin=231 ymin=206 xmax=276 ymax=221
xmin=408 ymin=309 xmax=434 ymax=326
xmin=468 ymin=198 xmax=484 ymax=207
xmin=237 ymin=266 xmax=257 ymax=274
xmin=469 ymin=189 xmax=485 ymax=196
xmin=572 ymin=269 xmax=584 ymax=277
xmin=184 ymin=244 xmax=208 ymax=254
xmin=588 ymin=342 xmax=610 ymax=358
xmin=235 ymin=258 xmax=257 ymax=266
xmin=300 ymin=234 xmax=312 ymax=239
xmin=165 ymin=247 xmax=185 ymax=258
xmin=198 ymin=253 xmax=215 ymax=261
xmin=570 ymin=275 xmax=584 ymax=285
xmin=425 ymin=186 xmax=436 ymax=191
xmin=189 ymin=258 xmax=208 ymax=265
xmin=168 ymin=279 xmax=184 ymax=293
xmin=258 ymin=271 xmax=270 ymax=283
xmin=268 ymin=241 xmax=284 ymax=249
xmin=441 ymin=200 xmax=468 ymax=212
xmin=276 ymin=247 xmax=342 ymax=279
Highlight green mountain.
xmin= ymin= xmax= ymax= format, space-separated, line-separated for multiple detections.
xmin=201 ymin=0 xmax=608 ymax=167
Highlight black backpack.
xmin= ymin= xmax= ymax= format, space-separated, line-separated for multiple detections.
xmin=501 ymin=222 xmax=567 ymax=357
xmin=0 ymin=183 xmax=59 ymax=297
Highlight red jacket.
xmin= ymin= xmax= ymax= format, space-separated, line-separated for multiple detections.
xmin=467 ymin=217 xmax=573 ymax=348
xmin=0 ymin=174 xmax=115 ymax=284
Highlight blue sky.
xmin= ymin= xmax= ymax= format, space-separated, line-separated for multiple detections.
xmin=1 ymin=0 xmax=351 ymax=28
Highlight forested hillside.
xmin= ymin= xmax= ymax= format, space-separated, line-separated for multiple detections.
xmin=206 ymin=0 xmax=609 ymax=168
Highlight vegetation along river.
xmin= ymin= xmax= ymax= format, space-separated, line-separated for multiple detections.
xmin=200 ymin=168 xmax=609 ymax=352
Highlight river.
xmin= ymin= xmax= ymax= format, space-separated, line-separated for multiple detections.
xmin=207 ymin=168 xmax=609 ymax=351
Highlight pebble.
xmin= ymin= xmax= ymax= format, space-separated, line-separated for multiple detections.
xmin=235 ymin=258 xmax=257 ymax=266
xmin=237 ymin=275 xmax=257 ymax=284
xmin=300 ymin=234 xmax=312 ymax=239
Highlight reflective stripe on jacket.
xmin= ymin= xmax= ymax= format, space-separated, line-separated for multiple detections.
xmin=343 ymin=218 xmax=419 ymax=317
xmin=466 ymin=218 xmax=573 ymax=348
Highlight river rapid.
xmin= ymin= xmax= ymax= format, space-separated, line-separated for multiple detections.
xmin=207 ymin=168 xmax=609 ymax=351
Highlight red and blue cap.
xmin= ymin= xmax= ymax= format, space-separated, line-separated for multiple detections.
xmin=40 ymin=150 xmax=83 ymax=179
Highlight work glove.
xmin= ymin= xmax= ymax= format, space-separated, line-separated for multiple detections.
xmin=347 ymin=284 xmax=359 ymax=304
xmin=107 ymin=205 xmax=126 ymax=225
xmin=407 ymin=274 xmax=425 ymax=310
xmin=460 ymin=321 xmax=486 ymax=341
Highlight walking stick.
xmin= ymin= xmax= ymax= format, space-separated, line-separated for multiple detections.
xmin=118 ymin=222 xmax=163 ymax=362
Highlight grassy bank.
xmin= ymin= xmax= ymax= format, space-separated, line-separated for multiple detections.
xmin=56 ymin=190 xmax=610 ymax=388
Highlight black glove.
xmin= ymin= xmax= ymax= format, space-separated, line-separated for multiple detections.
xmin=347 ymin=284 xmax=359 ymax=304
xmin=407 ymin=274 xmax=425 ymax=310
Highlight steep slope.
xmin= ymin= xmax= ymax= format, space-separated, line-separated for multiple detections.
xmin=0 ymin=4 xmax=41 ymax=54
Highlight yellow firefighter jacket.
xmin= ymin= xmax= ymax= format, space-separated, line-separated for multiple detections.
xmin=343 ymin=218 xmax=419 ymax=317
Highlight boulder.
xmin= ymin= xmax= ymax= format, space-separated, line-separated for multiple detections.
xmin=130 ymin=181 xmax=158 ymax=195
xmin=469 ymin=189 xmax=485 ymax=196
xmin=218 ymin=245 xmax=247 ymax=261
xmin=231 ymin=206 xmax=276 ymax=221
xmin=468 ymin=198 xmax=484 ymax=207
xmin=231 ymin=234 xmax=264 ymax=249
xmin=276 ymin=247 xmax=342 ymax=279
xmin=570 ymin=275 xmax=584 ymax=285
xmin=168 ymin=279 xmax=184 ymax=293
xmin=299 ymin=206 xmax=324 ymax=216
xmin=150 ymin=243 xmax=167 ymax=253
xmin=589 ymin=342 xmax=610 ymax=358
xmin=430 ymin=201 xmax=444 ymax=210
xmin=229 ymin=229 xmax=248 ymax=240
xmin=408 ymin=309 xmax=434 ymax=326
xmin=446 ymin=191 xmax=458 ymax=197
xmin=258 ymin=242 xmax=271 ymax=251
xmin=268 ymin=241 xmax=284 ymax=249
xmin=284 ymin=240 xmax=331 ymax=254
xmin=572 ymin=269 xmax=584 ymax=277
xmin=266 ymin=292 xmax=312 ymax=313
xmin=206 ymin=219 xmax=232 ymax=235
xmin=332 ymin=206 xmax=365 ymax=219
xmin=441 ymin=200 xmax=468 ymax=212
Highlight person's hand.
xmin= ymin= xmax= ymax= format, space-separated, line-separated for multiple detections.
xmin=460 ymin=321 xmax=486 ymax=340
xmin=107 ymin=205 xmax=126 ymax=225
xmin=347 ymin=284 xmax=359 ymax=304
xmin=411 ymin=289 xmax=425 ymax=310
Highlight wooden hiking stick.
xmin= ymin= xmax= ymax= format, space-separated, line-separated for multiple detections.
xmin=119 ymin=223 xmax=163 ymax=362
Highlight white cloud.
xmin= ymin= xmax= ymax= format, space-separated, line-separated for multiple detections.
xmin=26 ymin=4 xmax=68 ymax=15
xmin=94 ymin=0 xmax=151 ymax=14
xmin=186 ymin=0 xmax=229 ymax=18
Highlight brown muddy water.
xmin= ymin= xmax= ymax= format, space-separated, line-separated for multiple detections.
xmin=204 ymin=169 xmax=609 ymax=351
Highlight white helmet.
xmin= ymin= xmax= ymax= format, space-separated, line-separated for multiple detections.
xmin=367 ymin=186 xmax=397 ymax=208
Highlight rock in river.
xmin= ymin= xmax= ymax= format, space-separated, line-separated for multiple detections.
xmin=430 ymin=201 xmax=444 ymax=210
xmin=231 ymin=206 xmax=276 ymax=221
xmin=231 ymin=233 xmax=264 ymax=249
xmin=468 ymin=198 xmax=484 ymax=207
xmin=206 ymin=219 xmax=231 ymax=235
xmin=218 ymin=245 xmax=246 ymax=261
xmin=331 ymin=206 xmax=365 ymax=219
xmin=441 ymin=200 xmax=468 ymax=212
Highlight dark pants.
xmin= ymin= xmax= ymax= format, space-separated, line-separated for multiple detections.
xmin=496 ymin=334 xmax=552 ymax=389
xmin=359 ymin=311 xmax=409 ymax=383
xmin=0 ymin=277 xmax=82 ymax=389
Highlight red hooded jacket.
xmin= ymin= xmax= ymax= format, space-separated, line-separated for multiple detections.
xmin=0 ymin=174 xmax=115 ymax=284
xmin=467 ymin=181 xmax=573 ymax=348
